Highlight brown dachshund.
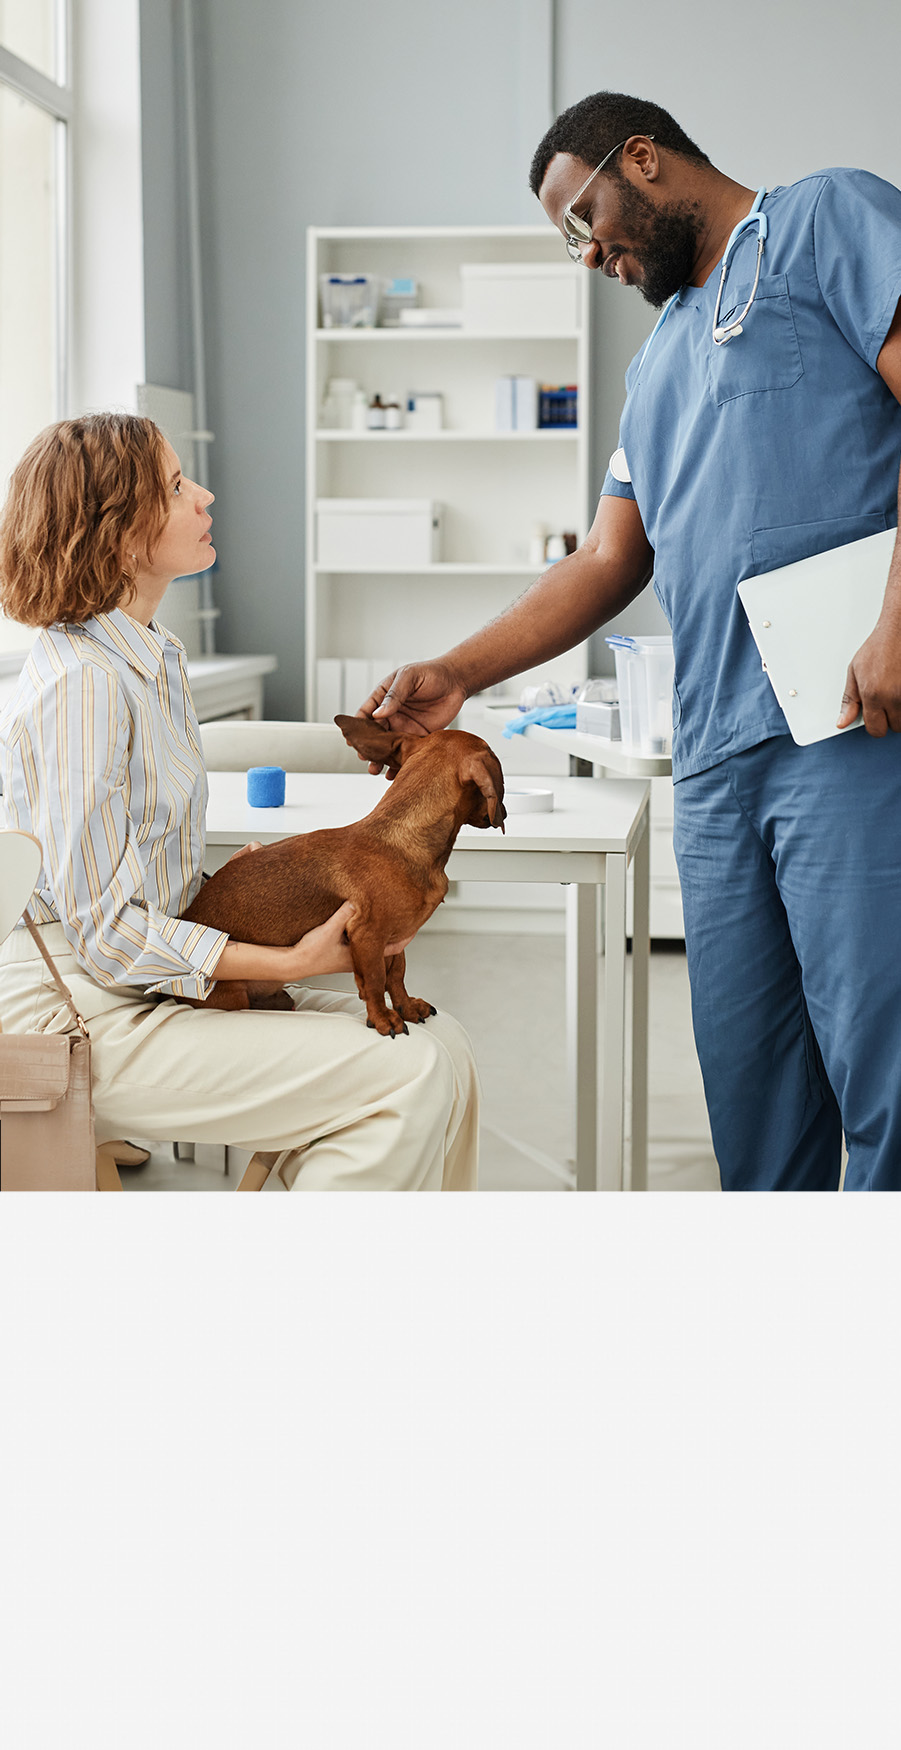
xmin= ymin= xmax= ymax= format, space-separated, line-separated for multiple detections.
xmin=182 ymin=715 xmax=506 ymax=1035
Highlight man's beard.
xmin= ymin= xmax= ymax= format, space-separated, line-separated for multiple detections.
xmin=612 ymin=179 xmax=703 ymax=308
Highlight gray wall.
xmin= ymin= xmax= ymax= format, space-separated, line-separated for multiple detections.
xmin=140 ymin=0 xmax=901 ymax=708
xmin=140 ymin=0 xmax=556 ymax=713
xmin=140 ymin=0 xmax=193 ymax=394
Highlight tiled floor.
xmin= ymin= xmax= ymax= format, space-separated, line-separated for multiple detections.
xmin=119 ymin=934 xmax=720 ymax=1192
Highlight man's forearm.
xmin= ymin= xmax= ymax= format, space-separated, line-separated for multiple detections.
xmin=878 ymin=461 xmax=901 ymax=630
xmin=443 ymin=533 xmax=651 ymax=696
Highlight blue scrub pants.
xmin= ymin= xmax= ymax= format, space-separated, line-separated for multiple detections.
xmin=673 ymin=731 xmax=901 ymax=1191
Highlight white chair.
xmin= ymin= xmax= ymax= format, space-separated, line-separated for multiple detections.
xmin=200 ymin=719 xmax=362 ymax=774
xmin=0 ymin=829 xmax=42 ymax=950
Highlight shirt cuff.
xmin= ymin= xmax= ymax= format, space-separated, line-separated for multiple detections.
xmin=601 ymin=469 xmax=636 ymax=501
xmin=144 ymin=920 xmax=229 ymax=1000
xmin=865 ymin=280 xmax=901 ymax=369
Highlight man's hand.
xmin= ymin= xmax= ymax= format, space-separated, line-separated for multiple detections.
xmin=356 ymin=661 xmax=468 ymax=775
xmin=358 ymin=660 xmax=468 ymax=733
xmin=837 ymin=620 xmax=901 ymax=735
xmin=352 ymin=495 xmax=654 ymax=773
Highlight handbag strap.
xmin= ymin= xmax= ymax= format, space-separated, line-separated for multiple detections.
xmin=22 ymin=914 xmax=89 ymax=1037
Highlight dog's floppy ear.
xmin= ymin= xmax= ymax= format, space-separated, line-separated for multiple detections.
xmin=461 ymin=749 xmax=506 ymax=833
xmin=335 ymin=713 xmax=406 ymax=766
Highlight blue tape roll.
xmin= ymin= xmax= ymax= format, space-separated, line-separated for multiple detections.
xmin=247 ymin=765 xmax=286 ymax=807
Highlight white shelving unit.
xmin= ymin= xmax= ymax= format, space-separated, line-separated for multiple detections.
xmin=305 ymin=226 xmax=592 ymax=722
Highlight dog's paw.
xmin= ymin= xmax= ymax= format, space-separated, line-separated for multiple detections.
xmin=366 ymin=1009 xmax=409 ymax=1037
xmin=394 ymin=995 xmax=436 ymax=1025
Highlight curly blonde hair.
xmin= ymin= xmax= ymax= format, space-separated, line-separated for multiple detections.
xmin=0 ymin=413 xmax=170 ymax=627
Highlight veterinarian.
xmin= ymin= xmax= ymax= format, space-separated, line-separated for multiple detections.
xmin=0 ymin=414 xmax=479 ymax=1190
xmin=360 ymin=91 xmax=901 ymax=1192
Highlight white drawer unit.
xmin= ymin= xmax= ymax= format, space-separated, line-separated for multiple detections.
xmin=647 ymin=777 xmax=684 ymax=939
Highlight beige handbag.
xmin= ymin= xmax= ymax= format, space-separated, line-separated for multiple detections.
xmin=0 ymin=917 xmax=96 ymax=1192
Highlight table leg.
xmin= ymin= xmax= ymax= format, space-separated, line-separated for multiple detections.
xmin=630 ymin=818 xmax=650 ymax=1192
xmin=600 ymin=854 xmax=627 ymax=1190
xmin=566 ymin=883 xmax=598 ymax=1191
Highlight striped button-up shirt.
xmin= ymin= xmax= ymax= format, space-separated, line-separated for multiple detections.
xmin=0 ymin=609 xmax=228 ymax=999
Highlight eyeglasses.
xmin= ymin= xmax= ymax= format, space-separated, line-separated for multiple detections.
xmin=561 ymin=136 xmax=654 ymax=263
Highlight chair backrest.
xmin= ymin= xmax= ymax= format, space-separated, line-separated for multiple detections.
xmin=0 ymin=829 xmax=42 ymax=951
xmin=200 ymin=719 xmax=363 ymax=774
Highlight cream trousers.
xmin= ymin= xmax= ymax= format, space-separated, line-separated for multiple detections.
xmin=0 ymin=923 xmax=479 ymax=1191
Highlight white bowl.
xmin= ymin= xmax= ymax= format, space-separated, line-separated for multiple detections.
xmin=503 ymin=789 xmax=554 ymax=814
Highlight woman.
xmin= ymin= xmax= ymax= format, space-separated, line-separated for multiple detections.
xmin=0 ymin=414 xmax=478 ymax=1190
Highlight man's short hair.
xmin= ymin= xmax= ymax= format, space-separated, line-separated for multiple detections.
xmin=529 ymin=91 xmax=710 ymax=198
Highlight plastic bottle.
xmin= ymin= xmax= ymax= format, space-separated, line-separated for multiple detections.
xmin=330 ymin=377 xmax=358 ymax=429
xmin=528 ymin=521 xmax=547 ymax=567
xmin=351 ymin=390 xmax=369 ymax=431
xmin=384 ymin=392 xmax=404 ymax=431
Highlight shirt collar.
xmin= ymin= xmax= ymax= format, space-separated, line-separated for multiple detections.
xmin=74 ymin=608 xmax=184 ymax=681
xmin=677 ymin=187 xmax=779 ymax=309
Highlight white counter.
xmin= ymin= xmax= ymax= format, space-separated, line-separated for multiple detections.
xmin=0 ymin=649 xmax=277 ymax=723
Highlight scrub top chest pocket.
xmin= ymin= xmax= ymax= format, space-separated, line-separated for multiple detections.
xmin=707 ymin=274 xmax=804 ymax=405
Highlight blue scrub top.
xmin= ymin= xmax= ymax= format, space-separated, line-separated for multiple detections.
xmin=602 ymin=168 xmax=901 ymax=780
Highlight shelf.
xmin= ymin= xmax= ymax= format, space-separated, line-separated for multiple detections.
xmin=315 ymin=328 xmax=580 ymax=342
xmin=307 ymin=225 xmax=592 ymax=729
xmin=314 ymin=429 xmax=578 ymax=442
xmin=314 ymin=563 xmax=545 ymax=576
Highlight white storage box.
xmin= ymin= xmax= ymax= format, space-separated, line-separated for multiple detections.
xmin=576 ymin=700 xmax=621 ymax=739
xmin=316 ymin=499 xmax=442 ymax=568
xmin=460 ymin=263 xmax=581 ymax=334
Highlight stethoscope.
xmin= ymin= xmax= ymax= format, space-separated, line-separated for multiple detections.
xmin=608 ymin=188 xmax=769 ymax=483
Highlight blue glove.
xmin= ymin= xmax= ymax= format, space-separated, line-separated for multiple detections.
xmin=502 ymin=705 xmax=577 ymax=738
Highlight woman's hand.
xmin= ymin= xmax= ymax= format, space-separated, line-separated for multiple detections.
xmin=285 ymin=901 xmax=414 ymax=980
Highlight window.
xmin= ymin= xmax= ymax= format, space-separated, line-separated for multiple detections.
xmin=0 ymin=1 xmax=70 ymax=496
xmin=0 ymin=0 xmax=60 ymax=81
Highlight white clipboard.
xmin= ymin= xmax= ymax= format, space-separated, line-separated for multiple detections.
xmin=737 ymin=528 xmax=896 ymax=745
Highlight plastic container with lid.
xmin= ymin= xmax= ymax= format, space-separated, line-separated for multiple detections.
xmin=605 ymin=634 xmax=675 ymax=755
xmin=319 ymin=273 xmax=380 ymax=328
